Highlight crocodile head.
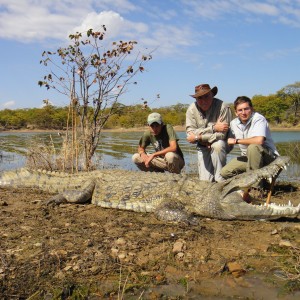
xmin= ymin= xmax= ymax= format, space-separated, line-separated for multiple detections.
xmin=217 ymin=156 xmax=300 ymax=220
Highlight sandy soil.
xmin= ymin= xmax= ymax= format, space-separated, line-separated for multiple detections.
xmin=0 ymin=181 xmax=300 ymax=300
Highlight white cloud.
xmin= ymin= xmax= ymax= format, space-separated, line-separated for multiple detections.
xmin=94 ymin=0 xmax=137 ymax=13
xmin=0 ymin=0 xmax=83 ymax=41
xmin=2 ymin=100 xmax=15 ymax=108
xmin=72 ymin=11 xmax=147 ymax=40
xmin=211 ymin=63 xmax=223 ymax=70
xmin=0 ymin=0 xmax=197 ymax=58
xmin=0 ymin=0 xmax=138 ymax=42
xmin=0 ymin=0 xmax=300 ymax=59
xmin=264 ymin=46 xmax=300 ymax=59
xmin=182 ymin=0 xmax=232 ymax=19
xmin=69 ymin=10 xmax=199 ymax=58
xmin=138 ymin=22 xmax=214 ymax=58
xmin=240 ymin=2 xmax=279 ymax=16
xmin=181 ymin=0 xmax=300 ymax=26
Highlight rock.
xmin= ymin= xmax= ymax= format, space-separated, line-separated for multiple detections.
xmin=84 ymin=239 xmax=93 ymax=247
xmin=279 ymin=239 xmax=293 ymax=247
xmin=172 ymin=239 xmax=186 ymax=254
xmin=115 ymin=237 xmax=126 ymax=246
xmin=72 ymin=265 xmax=81 ymax=271
xmin=50 ymin=249 xmax=68 ymax=256
xmin=111 ymin=247 xmax=119 ymax=257
xmin=141 ymin=271 xmax=151 ymax=276
xmin=175 ymin=252 xmax=185 ymax=260
xmin=54 ymin=271 xmax=65 ymax=279
xmin=227 ymin=262 xmax=246 ymax=278
xmin=247 ymin=249 xmax=257 ymax=255
xmin=118 ymin=252 xmax=127 ymax=260
xmin=63 ymin=265 xmax=72 ymax=271
xmin=150 ymin=232 xmax=162 ymax=239
xmin=90 ymin=266 xmax=100 ymax=274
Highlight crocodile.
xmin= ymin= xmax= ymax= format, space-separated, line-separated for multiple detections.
xmin=0 ymin=156 xmax=299 ymax=221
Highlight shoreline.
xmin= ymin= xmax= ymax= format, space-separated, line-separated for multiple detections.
xmin=1 ymin=125 xmax=300 ymax=134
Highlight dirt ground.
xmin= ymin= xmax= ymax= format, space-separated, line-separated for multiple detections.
xmin=1 ymin=182 xmax=300 ymax=300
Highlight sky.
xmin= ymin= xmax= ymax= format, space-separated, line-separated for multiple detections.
xmin=0 ymin=0 xmax=300 ymax=110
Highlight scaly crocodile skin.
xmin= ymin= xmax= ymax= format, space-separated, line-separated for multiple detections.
xmin=0 ymin=156 xmax=299 ymax=221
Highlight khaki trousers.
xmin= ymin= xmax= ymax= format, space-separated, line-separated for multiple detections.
xmin=220 ymin=144 xmax=276 ymax=179
xmin=197 ymin=140 xmax=228 ymax=182
xmin=132 ymin=152 xmax=185 ymax=174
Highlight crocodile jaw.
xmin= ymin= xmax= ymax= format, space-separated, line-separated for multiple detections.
xmin=219 ymin=191 xmax=300 ymax=220
xmin=221 ymin=156 xmax=291 ymax=198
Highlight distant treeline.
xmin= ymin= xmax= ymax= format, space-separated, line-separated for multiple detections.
xmin=0 ymin=94 xmax=299 ymax=130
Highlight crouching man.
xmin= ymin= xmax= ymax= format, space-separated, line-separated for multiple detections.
xmin=132 ymin=112 xmax=185 ymax=174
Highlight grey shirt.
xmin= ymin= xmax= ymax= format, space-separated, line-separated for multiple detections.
xmin=186 ymin=98 xmax=233 ymax=143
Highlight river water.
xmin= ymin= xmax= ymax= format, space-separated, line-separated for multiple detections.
xmin=0 ymin=130 xmax=299 ymax=180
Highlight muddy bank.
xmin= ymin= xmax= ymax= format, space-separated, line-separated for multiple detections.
xmin=2 ymin=124 xmax=300 ymax=134
xmin=0 ymin=182 xmax=300 ymax=299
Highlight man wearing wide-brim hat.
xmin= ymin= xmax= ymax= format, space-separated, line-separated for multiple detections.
xmin=186 ymin=84 xmax=232 ymax=182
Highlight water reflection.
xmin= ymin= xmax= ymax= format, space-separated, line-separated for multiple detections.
xmin=0 ymin=131 xmax=299 ymax=181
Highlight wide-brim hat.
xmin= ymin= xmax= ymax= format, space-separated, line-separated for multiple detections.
xmin=147 ymin=112 xmax=163 ymax=125
xmin=190 ymin=84 xmax=218 ymax=98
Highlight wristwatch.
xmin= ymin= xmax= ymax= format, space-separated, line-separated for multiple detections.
xmin=236 ymin=139 xmax=240 ymax=144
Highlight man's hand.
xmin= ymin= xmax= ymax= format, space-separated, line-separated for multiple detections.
xmin=144 ymin=153 xmax=155 ymax=167
xmin=187 ymin=132 xmax=198 ymax=144
xmin=214 ymin=118 xmax=229 ymax=133
xmin=187 ymin=133 xmax=211 ymax=148
xmin=227 ymin=138 xmax=236 ymax=145
xmin=140 ymin=152 xmax=155 ymax=168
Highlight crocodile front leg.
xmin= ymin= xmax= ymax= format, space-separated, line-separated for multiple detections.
xmin=154 ymin=201 xmax=199 ymax=225
xmin=46 ymin=180 xmax=96 ymax=205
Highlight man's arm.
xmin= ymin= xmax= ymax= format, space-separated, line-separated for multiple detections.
xmin=144 ymin=140 xmax=177 ymax=167
xmin=228 ymin=136 xmax=265 ymax=146
xmin=204 ymin=105 xmax=233 ymax=143
xmin=137 ymin=133 xmax=150 ymax=162
xmin=228 ymin=116 xmax=267 ymax=145
xmin=186 ymin=105 xmax=209 ymax=144
xmin=187 ymin=104 xmax=233 ymax=144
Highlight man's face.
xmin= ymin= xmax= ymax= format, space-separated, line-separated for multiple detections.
xmin=196 ymin=91 xmax=213 ymax=111
xmin=235 ymin=102 xmax=253 ymax=124
xmin=149 ymin=122 xmax=162 ymax=135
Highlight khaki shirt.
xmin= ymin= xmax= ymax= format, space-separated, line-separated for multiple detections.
xmin=186 ymin=98 xmax=232 ymax=143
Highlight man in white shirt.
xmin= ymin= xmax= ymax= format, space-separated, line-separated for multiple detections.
xmin=220 ymin=96 xmax=279 ymax=181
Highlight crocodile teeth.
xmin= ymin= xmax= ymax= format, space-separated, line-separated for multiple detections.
xmin=268 ymin=177 xmax=272 ymax=183
xmin=266 ymin=202 xmax=297 ymax=208
xmin=284 ymin=165 xmax=287 ymax=170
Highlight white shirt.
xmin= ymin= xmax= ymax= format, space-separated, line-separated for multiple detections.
xmin=230 ymin=112 xmax=279 ymax=156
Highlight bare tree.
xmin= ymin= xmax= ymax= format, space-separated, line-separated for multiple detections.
xmin=38 ymin=27 xmax=152 ymax=170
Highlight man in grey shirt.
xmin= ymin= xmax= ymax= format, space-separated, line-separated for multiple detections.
xmin=186 ymin=84 xmax=232 ymax=182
